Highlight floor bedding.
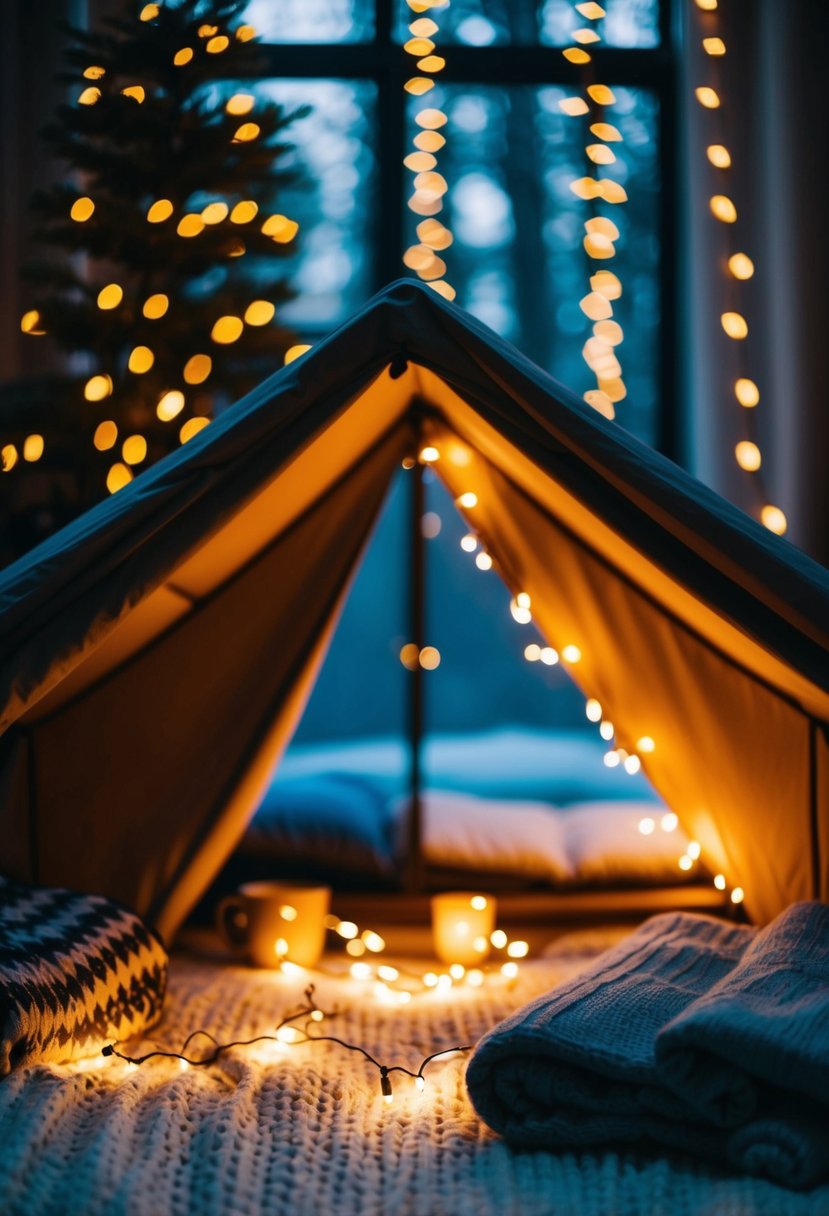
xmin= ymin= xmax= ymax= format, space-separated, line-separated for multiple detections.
xmin=1 ymin=927 xmax=827 ymax=1216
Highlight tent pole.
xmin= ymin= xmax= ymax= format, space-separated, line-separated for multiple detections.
xmin=405 ymin=455 xmax=425 ymax=892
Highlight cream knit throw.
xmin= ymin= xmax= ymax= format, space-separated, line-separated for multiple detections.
xmin=0 ymin=927 xmax=825 ymax=1216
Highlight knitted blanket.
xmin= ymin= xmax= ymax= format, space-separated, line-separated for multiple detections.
xmin=0 ymin=877 xmax=168 ymax=1075
xmin=466 ymin=905 xmax=829 ymax=1190
xmin=1 ymin=926 xmax=825 ymax=1216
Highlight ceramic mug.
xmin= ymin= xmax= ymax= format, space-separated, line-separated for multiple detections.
xmin=217 ymin=881 xmax=331 ymax=968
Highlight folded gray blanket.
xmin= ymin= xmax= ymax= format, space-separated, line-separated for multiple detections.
xmin=466 ymin=904 xmax=829 ymax=1189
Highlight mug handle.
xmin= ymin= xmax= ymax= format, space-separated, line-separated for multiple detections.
xmin=216 ymin=895 xmax=249 ymax=949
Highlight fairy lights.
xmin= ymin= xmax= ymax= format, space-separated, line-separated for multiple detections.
xmin=692 ymin=1 xmax=787 ymax=534
xmin=147 ymin=198 xmax=174 ymax=223
xmin=11 ymin=8 xmax=295 ymax=496
xmin=103 ymin=984 xmax=471 ymax=1109
xmin=316 ymin=911 xmax=529 ymax=1000
xmin=558 ymin=3 xmax=629 ymax=424
xmin=23 ymin=434 xmax=45 ymax=462
xmin=429 ymin=438 xmax=744 ymax=910
xmin=70 ymin=197 xmax=95 ymax=222
xmin=402 ymin=0 xmax=455 ymax=302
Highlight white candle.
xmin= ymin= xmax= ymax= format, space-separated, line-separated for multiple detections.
xmin=431 ymin=892 xmax=496 ymax=966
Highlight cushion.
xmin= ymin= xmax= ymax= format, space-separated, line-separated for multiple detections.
xmin=242 ymin=772 xmax=397 ymax=877
xmin=419 ymin=790 xmax=573 ymax=882
xmin=0 ymin=876 xmax=168 ymax=1075
xmin=562 ymin=801 xmax=695 ymax=884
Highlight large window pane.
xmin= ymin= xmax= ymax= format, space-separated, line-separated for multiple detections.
xmin=406 ymin=83 xmax=660 ymax=444
xmin=395 ymin=0 xmax=660 ymax=48
xmin=539 ymin=0 xmax=660 ymax=47
xmin=245 ymin=0 xmax=375 ymax=43
xmin=293 ymin=471 xmax=409 ymax=745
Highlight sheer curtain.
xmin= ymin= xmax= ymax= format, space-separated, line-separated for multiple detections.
xmin=682 ymin=0 xmax=827 ymax=565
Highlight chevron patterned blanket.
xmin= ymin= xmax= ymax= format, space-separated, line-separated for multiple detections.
xmin=0 ymin=876 xmax=168 ymax=1074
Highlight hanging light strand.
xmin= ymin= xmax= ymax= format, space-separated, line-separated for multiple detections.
xmin=103 ymin=983 xmax=472 ymax=1104
xmin=560 ymin=3 xmax=628 ymax=423
xmin=402 ymin=0 xmax=455 ymax=302
xmin=692 ymin=0 xmax=786 ymax=535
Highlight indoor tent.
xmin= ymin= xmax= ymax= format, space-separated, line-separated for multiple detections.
xmin=0 ymin=280 xmax=827 ymax=938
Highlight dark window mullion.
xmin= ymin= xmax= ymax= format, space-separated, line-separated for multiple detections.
xmin=376 ymin=56 xmax=407 ymax=290
xmin=253 ymin=45 xmax=672 ymax=88
xmin=375 ymin=0 xmax=392 ymax=45
xmin=656 ymin=0 xmax=680 ymax=462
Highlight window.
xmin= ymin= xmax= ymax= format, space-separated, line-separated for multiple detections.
xmin=242 ymin=0 xmax=675 ymax=451
xmin=236 ymin=0 xmax=676 ymax=750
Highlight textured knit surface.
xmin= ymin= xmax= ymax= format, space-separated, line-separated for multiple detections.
xmin=1 ymin=926 xmax=827 ymax=1216
xmin=0 ymin=877 xmax=168 ymax=1075
xmin=467 ymin=908 xmax=829 ymax=1190
xmin=656 ymin=901 xmax=829 ymax=1116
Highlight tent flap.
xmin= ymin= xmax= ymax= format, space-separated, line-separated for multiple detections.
xmin=0 ymin=280 xmax=827 ymax=932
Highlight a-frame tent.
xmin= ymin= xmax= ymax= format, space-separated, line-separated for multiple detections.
xmin=1 ymin=280 xmax=827 ymax=938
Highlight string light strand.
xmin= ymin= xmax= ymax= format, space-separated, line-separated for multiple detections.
xmin=691 ymin=0 xmax=787 ymax=534
xmin=103 ymin=985 xmax=471 ymax=1102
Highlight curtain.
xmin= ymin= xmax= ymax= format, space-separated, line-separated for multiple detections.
xmin=682 ymin=0 xmax=828 ymax=565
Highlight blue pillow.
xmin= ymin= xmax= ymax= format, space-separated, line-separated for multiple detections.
xmin=242 ymin=772 xmax=397 ymax=877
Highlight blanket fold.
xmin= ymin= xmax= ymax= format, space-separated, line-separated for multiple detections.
xmin=466 ymin=904 xmax=829 ymax=1189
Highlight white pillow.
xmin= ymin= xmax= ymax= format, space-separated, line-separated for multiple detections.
xmin=420 ymin=790 xmax=573 ymax=883
xmin=562 ymin=801 xmax=693 ymax=884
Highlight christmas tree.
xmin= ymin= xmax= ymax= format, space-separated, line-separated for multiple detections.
xmin=4 ymin=0 xmax=305 ymax=518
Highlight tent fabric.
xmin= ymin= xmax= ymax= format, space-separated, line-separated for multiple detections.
xmin=0 ymin=280 xmax=827 ymax=936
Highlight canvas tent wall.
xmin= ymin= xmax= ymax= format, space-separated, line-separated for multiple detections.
xmin=0 ymin=281 xmax=827 ymax=938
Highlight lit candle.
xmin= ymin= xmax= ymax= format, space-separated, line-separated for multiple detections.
xmin=431 ymin=892 xmax=496 ymax=966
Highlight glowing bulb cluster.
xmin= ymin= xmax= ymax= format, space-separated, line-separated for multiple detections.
xmin=693 ymin=1 xmax=785 ymax=533
xmin=559 ymin=7 xmax=628 ymax=421
xmin=403 ymin=7 xmax=454 ymax=302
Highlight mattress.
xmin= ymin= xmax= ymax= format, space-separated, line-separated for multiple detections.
xmin=1 ymin=930 xmax=821 ymax=1216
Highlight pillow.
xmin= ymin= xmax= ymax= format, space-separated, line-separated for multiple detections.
xmin=0 ymin=876 xmax=168 ymax=1075
xmin=561 ymin=801 xmax=695 ymax=885
xmin=242 ymin=772 xmax=397 ymax=878
xmin=416 ymin=790 xmax=573 ymax=883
